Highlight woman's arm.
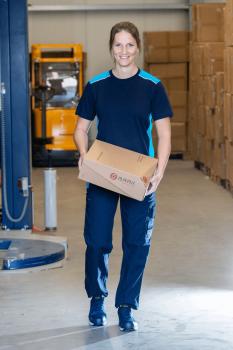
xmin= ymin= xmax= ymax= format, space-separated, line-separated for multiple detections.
xmin=146 ymin=117 xmax=171 ymax=195
xmin=73 ymin=117 xmax=92 ymax=168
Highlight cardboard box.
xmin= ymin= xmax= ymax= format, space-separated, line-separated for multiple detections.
xmin=148 ymin=63 xmax=188 ymax=91
xmin=152 ymin=121 xmax=187 ymax=153
xmin=79 ymin=140 xmax=158 ymax=201
xmin=204 ymin=76 xmax=216 ymax=108
xmin=216 ymin=72 xmax=224 ymax=108
xmin=191 ymin=43 xmax=224 ymax=78
xmin=190 ymin=44 xmax=204 ymax=80
xmin=204 ymin=138 xmax=214 ymax=169
xmin=197 ymin=105 xmax=206 ymax=136
xmin=171 ymin=122 xmax=186 ymax=152
xmin=168 ymin=91 xmax=188 ymax=122
xmin=212 ymin=142 xmax=226 ymax=179
xmin=143 ymin=31 xmax=189 ymax=63
xmin=224 ymin=0 xmax=233 ymax=46
xmin=194 ymin=133 xmax=205 ymax=163
xmin=226 ymin=140 xmax=233 ymax=184
xmin=202 ymin=43 xmax=224 ymax=76
xmin=192 ymin=3 xmax=225 ymax=42
xmin=205 ymin=107 xmax=215 ymax=141
xmin=224 ymin=93 xmax=233 ymax=142
xmin=224 ymin=47 xmax=233 ymax=94
xmin=214 ymin=106 xmax=224 ymax=145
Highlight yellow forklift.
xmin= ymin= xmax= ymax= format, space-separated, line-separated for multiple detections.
xmin=31 ymin=44 xmax=83 ymax=166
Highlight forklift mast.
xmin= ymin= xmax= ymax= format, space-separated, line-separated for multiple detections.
xmin=31 ymin=44 xmax=83 ymax=167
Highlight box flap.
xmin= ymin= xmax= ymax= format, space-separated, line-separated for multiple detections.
xmin=85 ymin=140 xmax=157 ymax=177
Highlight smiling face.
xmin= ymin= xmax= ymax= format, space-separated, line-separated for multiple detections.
xmin=111 ymin=30 xmax=139 ymax=68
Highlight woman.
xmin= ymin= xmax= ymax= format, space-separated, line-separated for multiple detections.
xmin=74 ymin=22 xmax=172 ymax=332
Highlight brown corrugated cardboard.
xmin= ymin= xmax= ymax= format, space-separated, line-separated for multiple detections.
xmin=202 ymin=43 xmax=224 ymax=76
xmin=152 ymin=122 xmax=186 ymax=153
xmin=212 ymin=142 xmax=226 ymax=179
xmin=225 ymin=0 xmax=233 ymax=46
xmin=205 ymin=107 xmax=215 ymax=141
xmin=204 ymin=76 xmax=216 ymax=108
xmin=197 ymin=105 xmax=206 ymax=136
xmin=192 ymin=3 xmax=225 ymax=42
xmin=214 ymin=106 xmax=225 ymax=145
xmin=168 ymin=91 xmax=188 ymax=122
xmin=224 ymin=47 xmax=233 ymax=94
xmin=215 ymin=72 xmax=224 ymax=144
xmin=224 ymin=93 xmax=233 ymax=141
xmin=143 ymin=31 xmax=189 ymax=63
xmin=204 ymin=138 xmax=214 ymax=169
xmin=198 ymin=79 xmax=206 ymax=106
xmin=148 ymin=63 xmax=188 ymax=91
xmin=230 ymin=94 xmax=233 ymax=142
xmin=195 ymin=133 xmax=205 ymax=163
xmin=191 ymin=43 xmax=224 ymax=78
xmin=216 ymin=72 xmax=224 ymax=108
xmin=171 ymin=123 xmax=186 ymax=152
xmin=226 ymin=140 xmax=233 ymax=184
xmin=190 ymin=44 xmax=204 ymax=79
xmin=79 ymin=140 xmax=158 ymax=201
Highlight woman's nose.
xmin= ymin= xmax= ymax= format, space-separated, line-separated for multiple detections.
xmin=121 ymin=46 xmax=127 ymax=54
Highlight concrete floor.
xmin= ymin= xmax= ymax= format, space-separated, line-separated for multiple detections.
xmin=1 ymin=160 xmax=233 ymax=350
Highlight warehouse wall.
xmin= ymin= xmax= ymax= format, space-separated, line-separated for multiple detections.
xmin=28 ymin=1 xmax=189 ymax=81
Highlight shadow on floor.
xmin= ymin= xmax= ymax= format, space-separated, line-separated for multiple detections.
xmin=0 ymin=324 xmax=125 ymax=350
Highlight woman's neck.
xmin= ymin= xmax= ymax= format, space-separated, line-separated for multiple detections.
xmin=112 ymin=64 xmax=138 ymax=79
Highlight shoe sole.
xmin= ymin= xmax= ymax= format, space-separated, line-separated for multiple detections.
xmin=119 ymin=326 xmax=138 ymax=332
xmin=89 ymin=320 xmax=107 ymax=327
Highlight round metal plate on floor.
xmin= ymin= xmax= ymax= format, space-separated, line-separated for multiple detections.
xmin=0 ymin=238 xmax=65 ymax=270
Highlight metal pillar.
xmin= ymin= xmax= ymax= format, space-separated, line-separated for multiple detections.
xmin=0 ymin=0 xmax=33 ymax=229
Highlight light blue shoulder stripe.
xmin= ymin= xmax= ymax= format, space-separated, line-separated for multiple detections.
xmin=89 ymin=71 xmax=110 ymax=84
xmin=139 ymin=70 xmax=160 ymax=85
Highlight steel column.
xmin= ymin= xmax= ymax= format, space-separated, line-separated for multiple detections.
xmin=0 ymin=0 xmax=33 ymax=229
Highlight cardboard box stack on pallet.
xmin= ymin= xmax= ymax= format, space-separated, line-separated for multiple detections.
xmin=189 ymin=3 xmax=226 ymax=182
xmin=143 ymin=31 xmax=189 ymax=155
xmin=224 ymin=0 xmax=233 ymax=191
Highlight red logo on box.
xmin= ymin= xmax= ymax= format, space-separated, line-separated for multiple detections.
xmin=110 ymin=173 xmax=117 ymax=180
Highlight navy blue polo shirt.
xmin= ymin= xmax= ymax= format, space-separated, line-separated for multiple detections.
xmin=76 ymin=69 xmax=173 ymax=157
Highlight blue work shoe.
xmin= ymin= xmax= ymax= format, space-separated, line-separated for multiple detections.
xmin=89 ymin=296 xmax=107 ymax=326
xmin=118 ymin=306 xmax=138 ymax=332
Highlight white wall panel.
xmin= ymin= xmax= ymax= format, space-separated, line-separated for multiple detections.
xmin=28 ymin=13 xmax=86 ymax=45
xmin=28 ymin=8 xmax=189 ymax=80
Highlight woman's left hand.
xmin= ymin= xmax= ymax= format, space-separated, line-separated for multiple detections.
xmin=145 ymin=170 xmax=164 ymax=196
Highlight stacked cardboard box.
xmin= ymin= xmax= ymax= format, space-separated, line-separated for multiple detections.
xmin=192 ymin=3 xmax=224 ymax=42
xmin=224 ymin=0 xmax=233 ymax=188
xmin=225 ymin=0 xmax=233 ymax=46
xmin=189 ymin=3 xmax=226 ymax=181
xmin=144 ymin=31 xmax=189 ymax=154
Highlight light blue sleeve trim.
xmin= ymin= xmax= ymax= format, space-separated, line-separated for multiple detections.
xmin=139 ymin=70 xmax=160 ymax=85
xmin=89 ymin=71 xmax=111 ymax=84
xmin=147 ymin=114 xmax=155 ymax=157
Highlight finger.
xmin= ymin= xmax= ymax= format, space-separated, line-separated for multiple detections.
xmin=146 ymin=184 xmax=155 ymax=196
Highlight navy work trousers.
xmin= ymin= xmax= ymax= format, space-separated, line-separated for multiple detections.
xmin=84 ymin=184 xmax=156 ymax=310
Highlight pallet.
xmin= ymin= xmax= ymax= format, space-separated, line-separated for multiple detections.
xmin=210 ymin=173 xmax=221 ymax=185
xmin=223 ymin=180 xmax=233 ymax=195
xmin=170 ymin=152 xmax=191 ymax=160
xmin=170 ymin=153 xmax=184 ymax=160
xmin=194 ymin=161 xmax=211 ymax=176
xmin=194 ymin=160 xmax=233 ymax=195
